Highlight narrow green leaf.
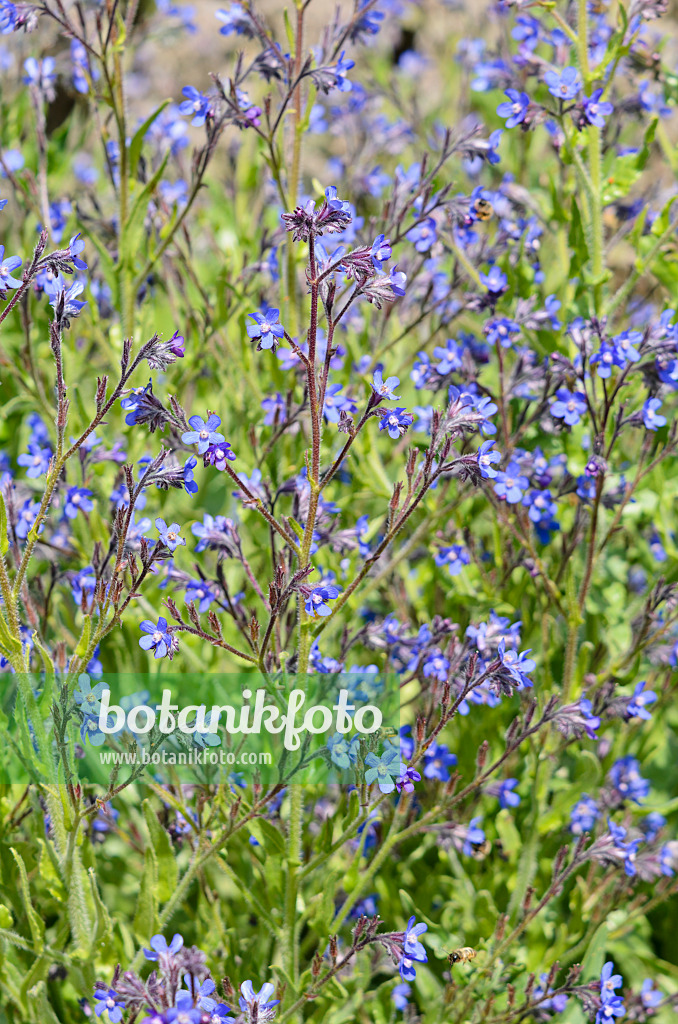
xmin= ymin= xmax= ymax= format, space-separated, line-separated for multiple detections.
xmin=142 ymin=799 xmax=178 ymax=902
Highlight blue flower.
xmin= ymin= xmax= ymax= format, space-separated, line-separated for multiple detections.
xmin=262 ymin=393 xmax=287 ymax=425
xmin=93 ymin=987 xmax=124 ymax=1023
xmin=390 ymin=265 xmax=407 ymax=295
xmin=590 ymin=342 xmax=624 ymax=378
xmin=50 ymin=282 xmax=88 ymax=324
xmin=327 ymin=732 xmax=360 ymax=769
xmin=407 ymin=217 xmax=437 ymax=252
xmin=396 ymin=765 xmax=421 ymax=793
xmin=247 ymin=308 xmax=284 ymax=349
xmin=625 ymin=680 xmax=657 ymax=720
xmin=0 ymin=244 xmax=22 ymax=291
xmin=166 ymin=994 xmax=202 ymax=1023
xmin=79 ymin=714 xmax=108 ymax=747
xmin=179 ymin=85 xmax=212 ymax=126
xmin=570 ymin=795 xmax=599 ymax=835
xmin=17 ymin=442 xmax=51 ymax=477
xmin=495 ymin=778 xmax=520 ymax=808
xmin=238 ymin=980 xmax=279 ymax=1019
xmin=462 ymin=816 xmax=486 ymax=855
xmin=477 ymin=440 xmax=501 ymax=478
xmin=643 ymin=397 xmax=666 ymax=430
xmin=138 ymin=617 xmax=177 ymax=660
xmin=600 ymin=961 xmax=623 ymax=999
xmin=184 ymin=581 xmax=216 ymax=611
xmin=583 ymin=89 xmax=613 ymax=127
xmin=493 ymin=463 xmax=528 ymax=503
xmin=640 ymin=979 xmax=663 ymax=1009
xmin=304 ymin=584 xmax=342 ymax=617
xmin=403 ymin=916 xmax=428 ymax=961
xmin=485 ymin=317 xmax=520 ymax=347
xmin=433 ymin=338 xmax=464 ymax=374
xmin=371 ymin=370 xmax=400 ymax=399
xmin=182 ymin=413 xmax=225 ymax=454
xmin=379 ymin=408 xmax=413 ymax=439
xmin=423 ymin=742 xmax=457 ymax=781
xmin=496 ymin=89 xmax=530 ymax=128
xmin=215 ymin=3 xmax=255 ymax=35
xmin=177 ymin=975 xmax=218 ymax=1012
xmin=64 ymin=486 xmax=94 ymax=519
xmin=23 ymin=56 xmax=56 ymax=94
xmin=544 ymin=66 xmax=581 ymax=100
xmin=331 ymin=51 xmax=355 ymax=92
xmin=371 ymin=233 xmax=392 ymax=270
xmin=323 ymin=382 xmax=357 ymax=422
xmin=392 ymin=982 xmax=411 ymax=1011
xmin=155 ymin=518 xmax=186 ymax=551
xmin=608 ymin=755 xmax=649 ymax=803
xmin=183 ymin=456 xmax=199 ymax=495
xmin=74 ymin=674 xmax=108 ymax=714
xmin=364 ymin=748 xmax=405 ymax=793
xmin=68 ymin=232 xmax=88 ymax=270
xmin=15 ymin=499 xmax=42 ymax=540
xmin=434 ymin=544 xmax=470 ymax=577
xmin=143 ymin=932 xmax=184 ymax=963
xmin=550 ymin=388 xmax=587 ymax=426
xmin=479 ymin=266 xmax=507 ymax=293
xmin=498 ymin=639 xmax=535 ymax=688
xmin=205 ymin=441 xmax=237 ymax=470
xmin=423 ymin=650 xmax=449 ymax=682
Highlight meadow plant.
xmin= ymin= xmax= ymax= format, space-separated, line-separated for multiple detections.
xmin=0 ymin=0 xmax=678 ymax=1021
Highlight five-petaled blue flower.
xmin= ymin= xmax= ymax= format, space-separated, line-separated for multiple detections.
xmin=17 ymin=443 xmax=51 ymax=477
xmin=379 ymin=407 xmax=413 ymax=439
xmin=74 ymin=674 xmax=108 ymax=714
xmin=371 ymin=370 xmax=400 ymax=399
xmin=479 ymin=266 xmax=507 ymax=293
xmin=179 ymin=85 xmax=212 ymax=126
xmin=64 ymin=486 xmax=94 ymax=519
xmin=434 ymin=544 xmax=470 ymax=577
xmin=155 ymin=518 xmax=186 ymax=551
xmin=407 ymin=217 xmax=437 ymax=252
xmin=544 ymin=66 xmax=581 ymax=100
xmin=496 ymin=89 xmax=530 ymax=128
xmin=493 ymin=463 xmax=528 ymax=503
xmin=364 ymin=748 xmax=406 ymax=793
xmin=182 ymin=413 xmax=225 ymax=454
xmin=583 ymin=89 xmax=613 ymax=127
xmin=304 ymin=584 xmax=342 ymax=617
xmin=247 ymin=308 xmax=284 ymax=349
xmin=625 ymin=680 xmax=657 ymax=720
xmin=93 ymin=987 xmax=125 ymax=1023
xmin=550 ymin=388 xmax=587 ymax=426
xmin=138 ymin=617 xmax=176 ymax=659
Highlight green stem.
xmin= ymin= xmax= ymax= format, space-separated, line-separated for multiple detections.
xmin=285 ymin=4 xmax=305 ymax=335
xmin=282 ymin=784 xmax=303 ymax=1019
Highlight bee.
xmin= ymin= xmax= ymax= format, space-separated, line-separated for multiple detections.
xmin=448 ymin=947 xmax=477 ymax=966
xmin=472 ymin=197 xmax=493 ymax=221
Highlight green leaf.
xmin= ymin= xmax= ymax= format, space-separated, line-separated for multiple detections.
xmin=9 ymin=846 xmax=45 ymax=952
xmin=88 ymin=867 xmax=113 ymax=952
xmin=128 ymin=100 xmax=170 ymax=178
xmin=0 ymin=488 xmax=8 ymax=556
xmin=133 ymin=845 xmax=158 ymax=940
xmin=143 ymin=800 xmax=178 ymax=902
